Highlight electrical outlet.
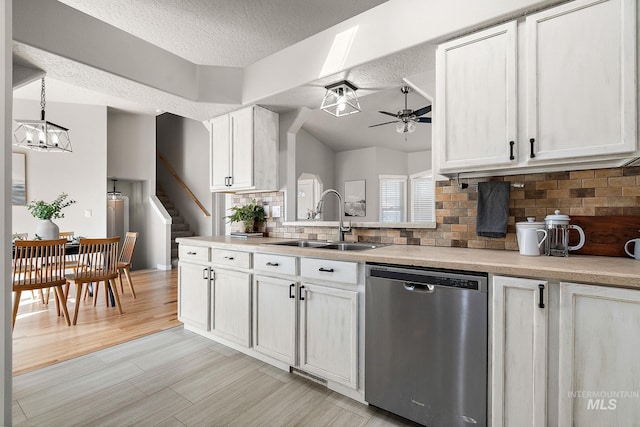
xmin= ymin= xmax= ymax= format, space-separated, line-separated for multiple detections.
xmin=84 ymin=209 xmax=92 ymax=218
xmin=272 ymin=205 xmax=281 ymax=218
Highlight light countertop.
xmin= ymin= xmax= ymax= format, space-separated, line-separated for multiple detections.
xmin=176 ymin=236 xmax=640 ymax=289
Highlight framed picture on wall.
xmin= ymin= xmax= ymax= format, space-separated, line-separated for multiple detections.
xmin=12 ymin=153 xmax=26 ymax=206
xmin=344 ymin=179 xmax=366 ymax=217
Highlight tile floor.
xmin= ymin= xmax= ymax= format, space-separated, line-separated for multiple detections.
xmin=13 ymin=326 xmax=418 ymax=426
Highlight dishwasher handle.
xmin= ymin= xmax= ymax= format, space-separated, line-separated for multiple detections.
xmin=404 ymin=283 xmax=435 ymax=293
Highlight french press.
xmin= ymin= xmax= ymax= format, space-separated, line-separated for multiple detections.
xmin=544 ymin=210 xmax=586 ymax=257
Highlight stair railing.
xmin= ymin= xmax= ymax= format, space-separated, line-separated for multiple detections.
xmin=157 ymin=151 xmax=211 ymax=217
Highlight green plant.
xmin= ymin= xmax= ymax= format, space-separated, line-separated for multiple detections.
xmin=226 ymin=199 xmax=266 ymax=231
xmin=27 ymin=193 xmax=76 ymax=220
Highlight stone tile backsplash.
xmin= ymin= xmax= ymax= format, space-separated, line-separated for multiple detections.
xmin=232 ymin=166 xmax=640 ymax=251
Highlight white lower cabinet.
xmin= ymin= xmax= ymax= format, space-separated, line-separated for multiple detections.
xmin=178 ymin=261 xmax=211 ymax=331
xmin=299 ymin=281 xmax=358 ymax=389
xmin=491 ymin=276 xmax=548 ymax=427
xmin=211 ymin=268 xmax=252 ymax=347
xmin=253 ymin=275 xmax=296 ymax=365
xmin=558 ymin=282 xmax=640 ymax=426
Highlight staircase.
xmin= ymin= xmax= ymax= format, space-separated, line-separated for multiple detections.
xmin=156 ymin=187 xmax=195 ymax=267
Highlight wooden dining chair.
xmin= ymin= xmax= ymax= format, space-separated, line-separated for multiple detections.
xmin=59 ymin=231 xmax=74 ymax=240
xmin=12 ymin=239 xmax=71 ymax=330
xmin=117 ymin=232 xmax=139 ymax=298
xmin=65 ymin=236 xmax=123 ymax=325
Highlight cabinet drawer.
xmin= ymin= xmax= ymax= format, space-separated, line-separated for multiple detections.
xmin=211 ymin=249 xmax=251 ymax=269
xmin=179 ymin=245 xmax=210 ymax=263
xmin=300 ymin=257 xmax=357 ymax=284
xmin=254 ymin=253 xmax=297 ymax=276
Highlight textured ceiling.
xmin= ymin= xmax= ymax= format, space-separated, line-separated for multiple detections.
xmin=57 ymin=0 xmax=387 ymax=67
xmin=12 ymin=0 xmax=440 ymax=151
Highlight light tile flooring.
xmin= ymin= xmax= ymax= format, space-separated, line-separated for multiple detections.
xmin=13 ymin=326 xmax=418 ymax=426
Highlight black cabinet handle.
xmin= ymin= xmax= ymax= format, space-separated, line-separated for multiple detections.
xmin=530 ymin=138 xmax=536 ymax=158
xmin=289 ymin=284 xmax=295 ymax=299
xmin=509 ymin=141 xmax=515 ymax=160
xmin=228 ymin=176 xmax=233 ymax=187
xmin=318 ymin=267 xmax=334 ymax=273
xmin=538 ymin=284 xmax=545 ymax=308
xmin=187 ymin=251 xmax=197 ymax=255
xmin=224 ymin=256 xmax=234 ymax=260
xmin=266 ymin=262 xmax=279 ymax=267
xmin=299 ymin=285 xmax=305 ymax=300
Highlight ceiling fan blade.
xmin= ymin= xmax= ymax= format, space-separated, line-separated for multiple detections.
xmin=412 ymin=105 xmax=432 ymax=117
xmin=415 ymin=117 xmax=432 ymax=123
xmin=378 ymin=111 xmax=398 ymax=118
xmin=368 ymin=120 xmax=398 ymax=128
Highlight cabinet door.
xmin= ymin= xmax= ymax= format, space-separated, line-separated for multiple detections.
xmin=525 ymin=0 xmax=636 ymax=161
xmin=210 ymin=115 xmax=231 ymax=191
xmin=492 ymin=276 xmax=547 ymax=427
xmin=299 ymin=282 xmax=358 ymax=389
xmin=253 ymin=275 xmax=296 ymax=365
xmin=178 ymin=262 xmax=210 ymax=331
xmin=436 ymin=21 xmax=517 ymax=173
xmin=211 ymin=268 xmax=251 ymax=347
xmin=559 ymin=282 xmax=640 ymax=426
xmin=229 ymin=107 xmax=254 ymax=190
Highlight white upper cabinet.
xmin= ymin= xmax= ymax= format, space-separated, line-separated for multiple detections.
xmin=435 ymin=0 xmax=637 ymax=175
xmin=525 ymin=0 xmax=637 ymax=162
xmin=209 ymin=105 xmax=279 ymax=192
xmin=436 ymin=22 xmax=518 ymax=173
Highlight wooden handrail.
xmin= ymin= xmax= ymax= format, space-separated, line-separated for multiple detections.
xmin=157 ymin=151 xmax=211 ymax=217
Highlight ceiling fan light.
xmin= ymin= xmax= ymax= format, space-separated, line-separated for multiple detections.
xmin=320 ymin=80 xmax=361 ymax=117
xmin=407 ymin=121 xmax=416 ymax=133
xmin=396 ymin=122 xmax=406 ymax=133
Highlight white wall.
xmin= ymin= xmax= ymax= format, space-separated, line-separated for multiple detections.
xmin=107 ymin=109 xmax=161 ymax=269
xmin=1 ymin=0 xmax=12 ymax=422
xmin=296 ymin=128 xmax=336 ymax=218
xmin=156 ymin=113 xmax=213 ymax=236
xmin=408 ymin=150 xmax=432 ymax=175
xmin=12 ymin=99 xmax=107 ymax=238
xmin=335 ymin=147 xmax=377 ymax=222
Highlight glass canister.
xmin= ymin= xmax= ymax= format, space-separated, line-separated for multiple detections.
xmin=544 ymin=210 xmax=586 ymax=257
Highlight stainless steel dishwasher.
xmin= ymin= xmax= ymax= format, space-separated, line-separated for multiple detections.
xmin=365 ymin=263 xmax=488 ymax=427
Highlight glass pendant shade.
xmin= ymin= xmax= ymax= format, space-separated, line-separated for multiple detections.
xmin=13 ymin=78 xmax=72 ymax=153
xmin=320 ymin=80 xmax=361 ymax=117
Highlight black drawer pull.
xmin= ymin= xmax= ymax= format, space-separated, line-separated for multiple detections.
xmin=224 ymin=256 xmax=234 ymax=260
xmin=530 ymin=138 xmax=536 ymax=158
xmin=299 ymin=285 xmax=305 ymax=300
xmin=266 ymin=262 xmax=279 ymax=267
xmin=509 ymin=141 xmax=515 ymax=160
xmin=318 ymin=267 xmax=334 ymax=273
xmin=289 ymin=284 xmax=295 ymax=299
xmin=538 ymin=284 xmax=545 ymax=309
xmin=187 ymin=251 xmax=197 ymax=255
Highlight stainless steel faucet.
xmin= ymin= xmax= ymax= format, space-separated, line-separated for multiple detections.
xmin=315 ymin=189 xmax=351 ymax=241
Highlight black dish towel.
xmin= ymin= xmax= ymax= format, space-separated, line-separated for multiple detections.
xmin=476 ymin=181 xmax=511 ymax=238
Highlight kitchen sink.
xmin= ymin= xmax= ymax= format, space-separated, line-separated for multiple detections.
xmin=319 ymin=242 xmax=382 ymax=251
xmin=268 ymin=240 xmax=382 ymax=251
xmin=269 ymin=240 xmax=332 ymax=248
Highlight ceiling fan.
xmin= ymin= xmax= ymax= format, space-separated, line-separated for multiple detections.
xmin=369 ymin=86 xmax=431 ymax=134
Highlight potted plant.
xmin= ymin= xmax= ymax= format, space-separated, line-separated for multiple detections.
xmin=27 ymin=193 xmax=76 ymax=240
xmin=227 ymin=199 xmax=266 ymax=233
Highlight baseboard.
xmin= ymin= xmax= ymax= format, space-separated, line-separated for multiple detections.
xmin=157 ymin=263 xmax=172 ymax=270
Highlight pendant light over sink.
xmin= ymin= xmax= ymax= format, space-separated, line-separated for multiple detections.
xmin=320 ymin=80 xmax=361 ymax=117
xmin=13 ymin=77 xmax=73 ymax=153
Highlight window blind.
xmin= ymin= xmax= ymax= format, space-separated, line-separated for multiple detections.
xmin=379 ymin=176 xmax=407 ymax=222
xmin=410 ymin=173 xmax=434 ymax=222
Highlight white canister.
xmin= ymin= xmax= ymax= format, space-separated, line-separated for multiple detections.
xmin=516 ymin=217 xmax=546 ymax=254
xmin=519 ymin=228 xmax=548 ymax=256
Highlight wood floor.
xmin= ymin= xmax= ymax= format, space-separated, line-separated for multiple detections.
xmin=13 ymin=326 xmax=417 ymax=426
xmin=12 ymin=269 xmax=181 ymax=375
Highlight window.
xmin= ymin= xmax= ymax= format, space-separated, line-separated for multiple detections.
xmin=379 ymin=175 xmax=407 ymax=222
xmin=410 ymin=171 xmax=434 ymax=222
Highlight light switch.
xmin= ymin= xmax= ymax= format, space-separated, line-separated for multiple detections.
xmin=272 ymin=206 xmax=281 ymax=218
xmin=84 ymin=209 xmax=92 ymax=218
